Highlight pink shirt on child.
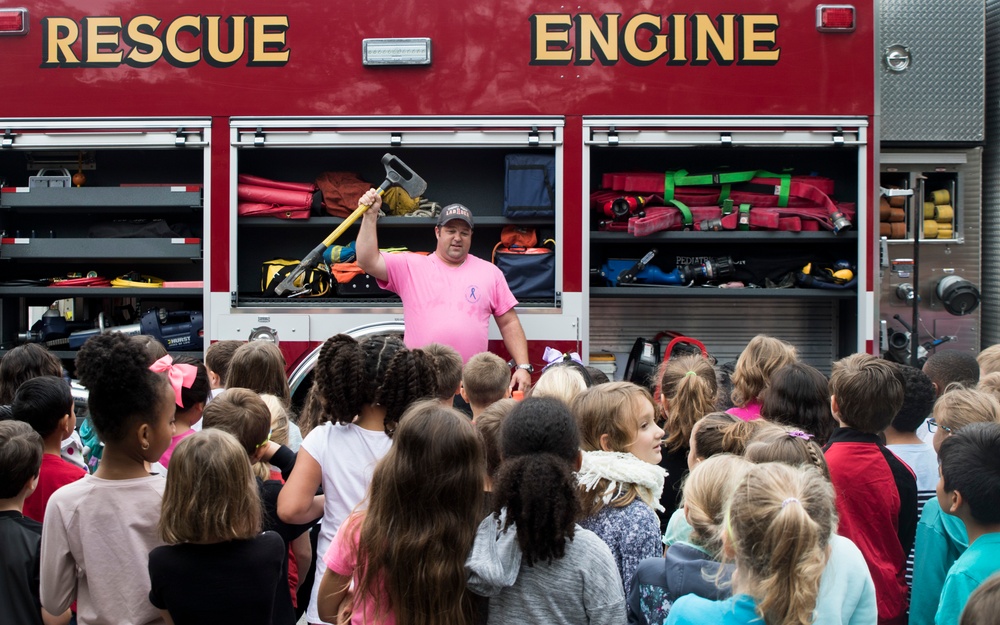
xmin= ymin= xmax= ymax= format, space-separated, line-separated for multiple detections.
xmin=726 ymin=400 xmax=762 ymax=421
xmin=324 ymin=515 xmax=395 ymax=625
xmin=158 ymin=429 xmax=196 ymax=468
xmin=378 ymin=252 xmax=518 ymax=363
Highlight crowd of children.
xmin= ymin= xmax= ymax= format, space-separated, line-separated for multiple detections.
xmin=3 ymin=330 xmax=1000 ymax=625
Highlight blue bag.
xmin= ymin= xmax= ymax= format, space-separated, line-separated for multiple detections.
xmin=503 ymin=154 xmax=555 ymax=218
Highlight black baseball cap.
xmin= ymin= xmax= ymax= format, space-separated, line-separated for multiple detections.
xmin=437 ymin=203 xmax=474 ymax=229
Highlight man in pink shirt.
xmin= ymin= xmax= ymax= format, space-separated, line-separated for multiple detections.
xmin=356 ymin=189 xmax=532 ymax=392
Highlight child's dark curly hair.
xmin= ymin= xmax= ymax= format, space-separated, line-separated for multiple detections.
xmin=492 ymin=397 xmax=581 ymax=566
xmin=75 ymin=333 xmax=170 ymax=443
xmin=312 ymin=334 xmax=437 ymax=436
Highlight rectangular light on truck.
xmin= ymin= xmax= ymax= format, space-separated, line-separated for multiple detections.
xmin=362 ymin=38 xmax=432 ymax=66
xmin=0 ymin=8 xmax=27 ymax=35
xmin=816 ymin=5 xmax=855 ymax=32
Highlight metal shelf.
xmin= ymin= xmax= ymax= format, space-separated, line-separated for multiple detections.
xmin=591 ymin=230 xmax=857 ymax=242
xmin=590 ymin=286 xmax=856 ymax=299
xmin=238 ymin=216 xmax=552 ymax=227
xmin=0 ymin=187 xmax=202 ymax=209
xmin=0 ymin=238 xmax=202 ymax=260
xmin=0 ymin=287 xmax=202 ymax=298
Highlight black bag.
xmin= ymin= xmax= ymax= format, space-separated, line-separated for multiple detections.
xmin=493 ymin=235 xmax=556 ymax=301
xmin=503 ymin=154 xmax=555 ymax=218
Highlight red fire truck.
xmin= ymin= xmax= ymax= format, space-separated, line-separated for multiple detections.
xmin=0 ymin=1 xmax=882 ymax=394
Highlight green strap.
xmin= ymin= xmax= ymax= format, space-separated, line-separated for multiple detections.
xmin=722 ymin=199 xmax=734 ymax=216
xmin=668 ymin=199 xmax=693 ymax=229
xmin=663 ymin=172 xmax=675 ymax=202
xmin=738 ymin=204 xmax=751 ymax=231
xmin=775 ymin=174 xmax=790 ymax=207
xmin=672 ymin=169 xmax=757 ymax=186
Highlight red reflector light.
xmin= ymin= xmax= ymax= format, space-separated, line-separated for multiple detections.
xmin=0 ymin=9 xmax=27 ymax=35
xmin=816 ymin=5 xmax=856 ymax=32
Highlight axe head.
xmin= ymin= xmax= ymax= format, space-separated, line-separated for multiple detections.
xmin=381 ymin=153 xmax=427 ymax=197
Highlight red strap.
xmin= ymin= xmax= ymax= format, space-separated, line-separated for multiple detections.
xmin=50 ymin=277 xmax=111 ymax=287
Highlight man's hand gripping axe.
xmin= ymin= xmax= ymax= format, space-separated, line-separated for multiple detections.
xmin=274 ymin=154 xmax=427 ymax=296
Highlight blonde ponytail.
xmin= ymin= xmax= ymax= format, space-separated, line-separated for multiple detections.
xmin=681 ymin=454 xmax=752 ymax=557
xmin=727 ymin=463 xmax=833 ymax=625
xmin=659 ymin=355 xmax=718 ymax=453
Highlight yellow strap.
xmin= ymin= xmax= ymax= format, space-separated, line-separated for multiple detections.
xmin=111 ymin=274 xmax=164 ymax=288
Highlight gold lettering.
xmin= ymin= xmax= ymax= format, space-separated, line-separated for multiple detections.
xmin=164 ymin=15 xmax=201 ymax=66
xmin=669 ymin=14 xmax=687 ymax=63
xmin=621 ymin=14 xmax=667 ymax=64
xmin=42 ymin=17 xmax=80 ymax=66
xmin=576 ymin=14 xmax=618 ymax=64
xmin=249 ymin=16 xmax=289 ymax=65
xmin=204 ymin=15 xmax=247 ymax=66
xmin=530 ymin=14 xmax=573 ymax=64
xmin=693 ymin=14 xmax=735 ymax=64
xmin=83 ymin=17 xmax=123 ymax=65
xmin=124 ymin=15 xmax=163 ymax=65
xmin=740 ymin=15 xmax=780 ymax=63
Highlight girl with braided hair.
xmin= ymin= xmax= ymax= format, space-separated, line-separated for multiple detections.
xmin=742 ymin=427 xmax=877 ymax=625
xmin=666 ymin=463 xmax=837 ymax=625
xmin=277 ymin=333 xmax=436 ymax=625
xmin=466 ymin=397 xmax=625 ymax=624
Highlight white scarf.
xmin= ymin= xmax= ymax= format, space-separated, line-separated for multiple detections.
xmin=577 ymin=450 xmax=668 ymax=513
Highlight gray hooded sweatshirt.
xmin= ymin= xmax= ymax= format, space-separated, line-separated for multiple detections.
xmin=466 ymin=513 xmax=627 ymax=625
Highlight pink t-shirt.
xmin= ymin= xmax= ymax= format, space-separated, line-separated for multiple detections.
xmin=158 ymin=429 xmax=197 ymax=468
xmin=726 ymin=400 xmax=762 ymax=421
xmin=378 ymin=252 xmax=518 ymax=362
xmin=324 ymin=515 xmax=395 ymax=625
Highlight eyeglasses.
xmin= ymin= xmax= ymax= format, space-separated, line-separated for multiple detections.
xmin=256 ymin=429 xmax=273 ymax=449
xmin=927 ymin=418 xmax=952 ymax=434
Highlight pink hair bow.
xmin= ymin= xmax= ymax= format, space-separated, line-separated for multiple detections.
xmin=150 ymin=354 xmax=198 ymax=407
xmin=542 ymin=346 xmax=584 ymax=371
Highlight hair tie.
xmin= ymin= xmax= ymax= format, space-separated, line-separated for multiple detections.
xmin=541 ymin=346 xmax=584 ymax=371
xmin=149 ymin=355 xmax=198 ymax=408
xmin=781 ymin=497 xmax=801 ymax=508
xmin=787 ymin=430 xmax=814 ymax=440
xmin=684 ymin=371 xmax=698 ymax=376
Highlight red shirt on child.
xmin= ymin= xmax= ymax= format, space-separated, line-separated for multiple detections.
xmin=23 ymin=454 xmax=86 ymax=522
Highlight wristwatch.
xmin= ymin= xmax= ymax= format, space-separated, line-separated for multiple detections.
xmin=515 ymin=363 xmax=534 ymax=374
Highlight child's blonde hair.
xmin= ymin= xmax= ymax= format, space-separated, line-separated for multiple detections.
xmin=462 ymin=352 xmax=511 ymax=408
xmin=529 ymin=365 xmax=588 ymax=405
xmin=253 ymin=393 xmax=291 ymax=481
xmin=680 ymin=454 xmax=752 ymax=558
xmin=201 ymin=388 xmax=272 ymax=457
xmin=934 ymin=387 xmax=1000 ymax=431
xmin=159 ymin=429 xmax=262 ymax=544
xmin=690 ymin=412 xmax=768 ymax=462
xmin=978 ymin=344 xmax=1000 ymax=376
xmin=744 ymin=426 xmax=831 ymax=480
xmin=977 ymin=373 xmax=1000 ymax=405
xmin=727 ymin=463 xmax=835 ymax=625
xmin=659 ymin=355 xmax=717 ymax=453
xmin=730 ymin=335 xmax=798 ymax=407
xmin=572 ymin=381 xmax=657 ymax=515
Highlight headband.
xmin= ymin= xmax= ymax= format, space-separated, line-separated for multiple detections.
xmin=787 ymin=430 xmax=814 ymax=440
xmin=150 ymin=354 xmax=198 ymax=408
xmin=542 ymin=346 xmax=584 ymax=370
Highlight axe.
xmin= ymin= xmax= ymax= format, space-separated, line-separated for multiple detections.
xmin=274 ymin=154 xmax=427 ymax=296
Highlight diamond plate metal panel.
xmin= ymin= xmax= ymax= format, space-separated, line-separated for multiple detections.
xmin=880 ymin=0 xmax=985 ymax=142
xmin=983 ymin=1 xmax=1000 ymax=346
